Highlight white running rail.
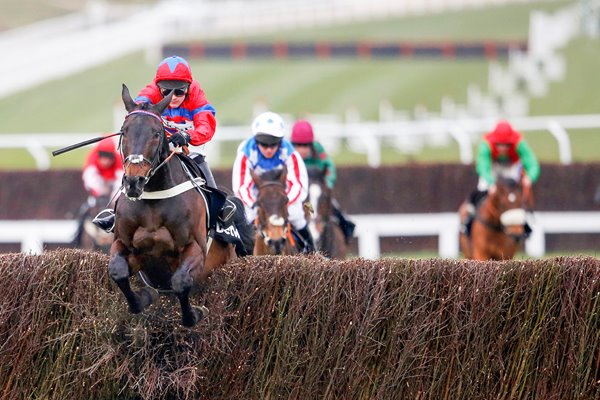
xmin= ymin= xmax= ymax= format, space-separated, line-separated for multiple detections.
xmin=2 ymin=211 xmax=600 ymax=258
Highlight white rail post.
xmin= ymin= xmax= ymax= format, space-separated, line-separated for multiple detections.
xmin=547 ymin=120 xmax=572 ymax=165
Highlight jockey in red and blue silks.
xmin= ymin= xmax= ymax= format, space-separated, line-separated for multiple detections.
xmin=135 ymin=55 xmax=218 ymax=187
xmin=91 ymin=56 xmax=237 ymax=234
xmin=232 ymin=111 xmax=315 ymax=252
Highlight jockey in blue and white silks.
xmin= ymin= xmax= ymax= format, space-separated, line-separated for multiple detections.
xmin=232 ymin=111 xmax=314 ymax=251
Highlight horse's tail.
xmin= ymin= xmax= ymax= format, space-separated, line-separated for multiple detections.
xmin=229 ymin=196 xmax=255 ymax=256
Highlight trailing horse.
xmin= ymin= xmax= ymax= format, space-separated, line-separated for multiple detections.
xmin=109 ymin=84 xmax=252 ymax=327
xmin=459 ymin=176 xmax=533 ymax=261
xmin=251 ymin=167 xmax=302 ymax=255
xmin=307 ymin=168 xmax=347 ymax=259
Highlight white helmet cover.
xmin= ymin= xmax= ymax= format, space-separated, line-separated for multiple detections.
xmin=252 ymin=112 xmax=286 ymax=139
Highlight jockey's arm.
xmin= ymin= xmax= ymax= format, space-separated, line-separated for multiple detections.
xmin=285 ymin=153 xmax=309 ymax=206
xmin=232 ymin=152 xmax=255 ymax=208
xmin=188 ymin=107 xmax=217 ymax=146
xmin=475 ymin=141 xmax=495 ymax=185
xmin=516 ymin=141 xmax=540 ymax=184
xmin=316 ymin=142 xmax=337 ymax=189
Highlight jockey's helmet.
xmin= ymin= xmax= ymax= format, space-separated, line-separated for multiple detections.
xmin=291 ymin=120 xmax=314 ymax=144
xmin=252 ymin=112 xmax=286 ymax=145
xmin=154 ymin=56 xmax=193 ymax=89
xmin=489 ymin=120 xmax=521 ymax=145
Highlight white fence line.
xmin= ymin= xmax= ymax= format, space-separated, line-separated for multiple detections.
xmin=3 ymin=113 xmax=600 ymax=170
xmin=2 ymin=212 xmax=600 ymax=257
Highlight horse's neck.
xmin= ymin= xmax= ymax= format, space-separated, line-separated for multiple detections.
xmin=480 ymin=197 xmax=500 ymax=223
xmin=146 ymin=159 xmax=183 ymax=191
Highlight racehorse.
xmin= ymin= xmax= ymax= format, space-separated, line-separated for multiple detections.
xmin=251 ymin=167 xmax=299 ymax=255
xmin=307 ymin=168 xmax=346 ymax=259
xmin=459 ymin=176 xmax=533 ymax=261
xmin=109 ymin=84 xmax=251 ymax=327
xmin=76 ymin=195 xmax=113 ymax=253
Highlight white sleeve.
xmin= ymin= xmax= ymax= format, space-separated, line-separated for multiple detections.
xmin=285 ymin=152 xmax=308 ymax=205
xmin=232 ymin=152 xmax=256 ymax=207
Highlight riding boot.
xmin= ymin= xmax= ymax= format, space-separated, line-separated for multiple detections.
xmin=92 ymin=209 xmax=116 ymax=233
xmin=297 ymin=226 xmax=316 ymax=253
xmin=191 ymin=153 xmax=217 ymax=188
xmin=332 ymin=204 xmax=356 ymax=243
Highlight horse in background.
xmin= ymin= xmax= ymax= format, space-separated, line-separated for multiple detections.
xmin=109 ymin=84 xmax=252 ymax=327
xmin=251 ymin=167 xmax=301 ymax=255
xmin=73 ymin=195 xmax=113 ymax=253
xmin=307 ymin=167 xmax=347 ymax=259
xmin=459 ymin=176 xmax=533 ymax=261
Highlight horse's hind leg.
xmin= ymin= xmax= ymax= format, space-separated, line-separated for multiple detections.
xmin=109 ymin=250 xmax=157 ymax=314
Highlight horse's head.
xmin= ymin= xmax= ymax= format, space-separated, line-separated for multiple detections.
xmin=119 ymin=84 xmax=172 ymax=200
xmin=488 ymin=177 xmax=528 ymax=239
xmin=252 ymin=167 xmax=290 ymax=254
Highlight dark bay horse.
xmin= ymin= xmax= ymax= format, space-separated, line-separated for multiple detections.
xmin=109 ymin=84 xmax=249 ymax=327
xmin=459 ymin=176 xmax=533 ymax=261
xmin=307 ymin=168 xmax=346 ymax=259
xmin=251 ymin=167 xmax=299 ymax=255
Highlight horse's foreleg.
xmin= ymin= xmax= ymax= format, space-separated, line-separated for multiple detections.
xmin=109 ymin=240 xmax=157 ymax=314
xmin=172 ymin=242 xmax=207 ymax=327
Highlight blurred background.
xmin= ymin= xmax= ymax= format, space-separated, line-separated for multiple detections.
xmin=0 ymin=0 xmax=599 ymax=257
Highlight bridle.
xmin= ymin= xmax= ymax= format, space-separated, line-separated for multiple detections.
xmin=119 ymin=110 xmax=176 ymax=185
xmin=254 ymin=181 xmax=291 ymax=247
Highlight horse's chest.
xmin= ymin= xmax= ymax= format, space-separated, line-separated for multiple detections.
xmin=131 ymin=226 xmax=177 ymax=254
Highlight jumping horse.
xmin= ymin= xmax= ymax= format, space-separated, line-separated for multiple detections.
xmin=251 ymin=167 xmax=301 ymax=255
xmin=459 ymin=176 xmax=533 ymax=261
xmin=109 ymin=84 xmax=250 ymax=327
xmin=307 ymin=167 xmax=346 ymax=259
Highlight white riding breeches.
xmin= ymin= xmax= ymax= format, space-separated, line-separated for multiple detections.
xmin=244 ymin=200 xmax=308 ymax=231
xmin=477 ymin=163 xmax=523 ymax=191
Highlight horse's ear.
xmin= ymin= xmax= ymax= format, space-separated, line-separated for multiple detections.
xmin=153 ymin=91 xmax=173 ymax=115
xmin=250 ymin=168 xmax=262 ymax=187
xmin=122 ymin=84 xmax=137 ymax=112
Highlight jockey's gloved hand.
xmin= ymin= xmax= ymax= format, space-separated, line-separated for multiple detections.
xmin=522 ymin=175 xmax=532 ymax=188
xmin=169 ymin=130 xmax=190 ymax=147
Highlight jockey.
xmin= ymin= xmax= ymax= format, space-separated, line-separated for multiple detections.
xmin=232 ymin=111 xmax=316 ymax=253
xmin=462 ymin=120 xmax=540 ymax=235
xmin=291 ymin=119 xmax=356 ymax=243
xmin=82 ymin=136 xmax=123 ymax=199
xmin=93 ymin=55 xmax=235 ymax=232
xmin=75 ymin=137 xmax=123 ymax=243
xmin=135 ymin=55 xmax=219 ymax=187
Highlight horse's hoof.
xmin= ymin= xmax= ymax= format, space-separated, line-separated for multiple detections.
xmin=181 ymin=306 xmax=209 ymax=327
xmin=128 ymin=287 xmax=158 ymax=314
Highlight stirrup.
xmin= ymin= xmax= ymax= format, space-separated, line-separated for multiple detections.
xmin=219 ymin=199 xmax=236 ymax=225
xmin=92 ymin=209 xmax=115 ymax=233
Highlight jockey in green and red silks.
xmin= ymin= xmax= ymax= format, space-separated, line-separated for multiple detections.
xmin=460 ymin=120 xmax=540 ymax=237
xmin=476 ymin=120 xmax=540 ymax=191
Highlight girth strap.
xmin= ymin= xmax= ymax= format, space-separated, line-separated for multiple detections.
xmin=126 ymin=177 xmax=205 ymax=200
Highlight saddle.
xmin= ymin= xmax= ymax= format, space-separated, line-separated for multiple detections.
xmin=176 ymin=154 xmax=249 ymax=256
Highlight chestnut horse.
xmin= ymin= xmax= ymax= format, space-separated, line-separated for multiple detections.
xmin=307 ymin=168 xmax=346 ymax=259
xmin=459 ymin=176 xmax=533 ymax=261
xmin=109 ymin=84 xmax=250 ymax=327
xmin=251 ymin=167 xmax=301 ymax=255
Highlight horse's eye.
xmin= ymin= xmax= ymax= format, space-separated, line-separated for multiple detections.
xmin=154 ymin=131 xmax=162 ymax=137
